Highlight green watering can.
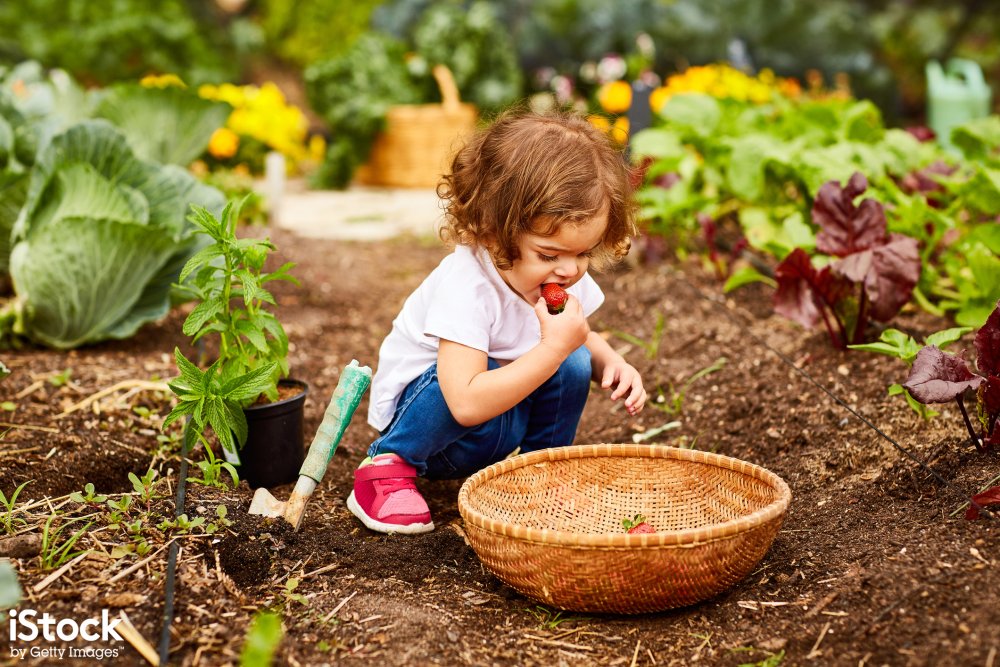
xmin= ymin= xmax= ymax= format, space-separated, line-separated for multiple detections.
xmin=926 ymin=58 xmax=993 ymax=151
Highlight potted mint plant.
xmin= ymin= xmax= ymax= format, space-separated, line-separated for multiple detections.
xmin=163 ymin=198 xmax=306 ymax=489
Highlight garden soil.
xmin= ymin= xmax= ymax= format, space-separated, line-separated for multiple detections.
xmin=2 ymin=228 xmax=999 ymax=667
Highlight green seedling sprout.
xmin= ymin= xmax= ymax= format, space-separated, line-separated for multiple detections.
xmin=187 ymin=444 xmax=239 ymax=490
xmin=0 ymin=481 xmax=31 ymax=534
xmin=527 ymin=605 xmax=587 ymax=631
xmin=158 ymin=514 xmax=205 ymax=534
xmin=206 ymin=505 xmax=234 ymax=534
xmin=651 ymin=357 xmax=727 ymax=417
xmin=610 ymin=312 xmax=667 ymax=360
xmin=69 ymin=483 xmax=109 ymax=506
xmin=39 ymin=514 xmax=92 ymax=571
xmin=128 ymin=470 xmax=161 ymax=509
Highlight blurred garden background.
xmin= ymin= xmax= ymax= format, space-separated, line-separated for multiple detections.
xmin=2 ymin=0 xmax=996 ymax=189
xmin=1 ymin=0 xmax=998 ymax=348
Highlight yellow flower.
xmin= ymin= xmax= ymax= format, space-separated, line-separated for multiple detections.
xmin=597 ymin=81 xmax=632 ymax=114
xmin=649 ymin=86 xmax=672 ymax=114
xmin=208 ymin=128 xmax=239 ymax=160
xmin=308 ymin=134 xmax=327 ymax=163
xmin=140 ymin=73 xmax=186 ymax=89
xmin=609 ymin=116 xmax=629 ymax=145
xmin=588 ymin=115 xmax=611 ymax=132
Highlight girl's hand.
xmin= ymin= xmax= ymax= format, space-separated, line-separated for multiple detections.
xmin=534 ymin=294 xmax=590 ymax=358
xmin=600 ymin=360 xmax=647 ymax=416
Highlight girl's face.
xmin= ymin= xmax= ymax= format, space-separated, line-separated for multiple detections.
xmin=498 ymin=208 xmax=609 ymax=304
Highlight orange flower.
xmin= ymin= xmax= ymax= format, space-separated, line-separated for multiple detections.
xmin=597 ymin=81 xmax=632 ymax=114
xmin=208 ymin=128 xmax=239 ymax=160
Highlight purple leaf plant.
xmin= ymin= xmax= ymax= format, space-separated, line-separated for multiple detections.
xmin=774 ymin=172 xmax=921 ymax=349
xmin=902 ymin=301 xmax=1000 ymax=520
xmin=903 ymin=300 xmax=1000 ymax=454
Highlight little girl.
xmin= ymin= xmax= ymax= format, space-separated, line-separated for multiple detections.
xmin=348 ymin=109 xmax=647 ymax=534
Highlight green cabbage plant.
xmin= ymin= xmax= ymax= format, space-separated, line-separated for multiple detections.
xmin=1 ymin=120 xmax=224 ymax=348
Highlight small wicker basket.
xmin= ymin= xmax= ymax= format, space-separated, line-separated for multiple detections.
xmin=354 ymin=64 xmax=477 ymax=189
xmin=457 ymin=444 xmax=791 ymax=614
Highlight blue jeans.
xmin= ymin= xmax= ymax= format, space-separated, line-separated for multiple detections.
xmin=368 ymin=346 xmax=592 ymax=479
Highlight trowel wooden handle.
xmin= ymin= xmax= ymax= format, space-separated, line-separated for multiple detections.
xmin=299 ymin=360 xmax=372 ymax=483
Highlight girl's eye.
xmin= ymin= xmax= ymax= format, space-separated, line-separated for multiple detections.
xmin=538 ymin=253 xmax=558 ymax=262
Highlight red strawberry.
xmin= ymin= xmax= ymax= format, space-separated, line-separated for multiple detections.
xmin=541 ymin=283 xmax=568 ymax=314
xmin=622 ymin=514 xmax=655 ymax=534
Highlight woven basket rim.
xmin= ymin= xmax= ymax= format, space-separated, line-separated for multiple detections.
xmin=457 ymin=443 xmax=791 ymax=548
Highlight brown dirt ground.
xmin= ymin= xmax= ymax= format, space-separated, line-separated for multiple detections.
xmin=2 ymin=227 xmax=999 ymax=667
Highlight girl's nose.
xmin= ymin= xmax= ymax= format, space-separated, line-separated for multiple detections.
xmin=554 ymin=257 xmax=580 ymax=278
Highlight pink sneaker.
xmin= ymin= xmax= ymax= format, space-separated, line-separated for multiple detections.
xmin=346 ymin=453 xmax=434 ymax=534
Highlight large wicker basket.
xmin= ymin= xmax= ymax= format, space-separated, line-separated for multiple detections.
xmin=354 ymin=64 xmax=477 ymax=189
xmin=457 ymin=444 xmax=791 ymax=614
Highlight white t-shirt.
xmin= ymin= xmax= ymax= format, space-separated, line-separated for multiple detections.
xmin=367 ymin=245 xmax=605 ymax=431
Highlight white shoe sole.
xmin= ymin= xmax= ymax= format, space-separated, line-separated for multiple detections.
xmin=347 ymin=491 xmax=435 ymax=535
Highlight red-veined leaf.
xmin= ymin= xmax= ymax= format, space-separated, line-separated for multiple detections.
xmin=813 ymin=173 xmax=889 ymax=257
xmin=903 ymin=346 xmax=984 ymax=404
xmin=974 ymin=301 xmax=1000 ymax=377
xmin=965 ymin=486 xmax=1000 ymax=520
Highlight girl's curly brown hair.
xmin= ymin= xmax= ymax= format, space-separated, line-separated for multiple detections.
xmin=437 ymin=107 xmax=637 ymax=271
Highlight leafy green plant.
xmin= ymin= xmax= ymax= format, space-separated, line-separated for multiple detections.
xmin=175 ymin=199 xmax=297 ymax=401
xmin=849 ymin=326 xmax=972 ymax=418
xmin=187 ymin=444 xmax=239 ymax=490
xmin=258 ymin=0 xmax=380 ymax=68
xmin=164 ymin=198 xmax=298 ymax=456
xmin=0 ymin=1 xmax=238 ymax=86
xmin=305 ymin=3 xmax=522 ymax=188
xmin=304 ymin=33 xmax=422 ymax=189
xmin=239 ymin=610 xmax=284 ymax=667
xmin=406 ymin=1 xmax=523 ymax=111
xmin=0 ymin=120 xmax=225 ymax=349
xmin=633 ymin=91 xmax=995 ymax=335
xmin=38 ymin=514 xmax=91 ymax=570
xmin=0 ymin=481 xmax=30 ymax=534
xmin=69 ymin=482 xmax=108 ymax=506
xmin=94 ymin=83 xmax=231 ymax=167
xmin=164 ymin=350 xmax=276 ymax=457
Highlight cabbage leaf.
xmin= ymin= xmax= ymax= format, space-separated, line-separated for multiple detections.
xmin=5 ymin=120 xmax=224 ymax=348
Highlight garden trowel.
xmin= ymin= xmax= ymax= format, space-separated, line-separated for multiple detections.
xmin=249 ymin=360 xmax=372 ymax=531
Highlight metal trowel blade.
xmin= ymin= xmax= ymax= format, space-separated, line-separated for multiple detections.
xmin=248 ymin=487 xmax=286 ymax=518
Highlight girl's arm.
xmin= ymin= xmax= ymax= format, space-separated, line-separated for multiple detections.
xmin=437 ymin=295 xmax=590 ymax=426
xmin=584 ymin=331 xmax=647 ymax=416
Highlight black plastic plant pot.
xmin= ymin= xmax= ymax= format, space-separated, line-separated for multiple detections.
xmin=235 ymin=379 xmax=308 ymax=489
